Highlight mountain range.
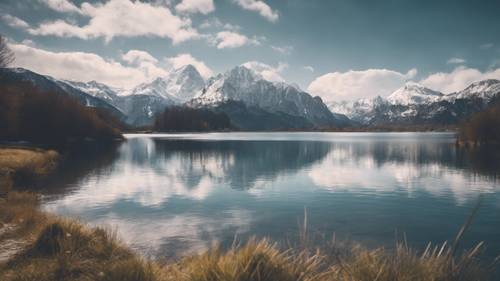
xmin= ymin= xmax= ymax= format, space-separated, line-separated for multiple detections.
xmin=1 ymin=65 xmax=499 ymax=130
xmin=328 ymin=79 xmax=500 ymax=126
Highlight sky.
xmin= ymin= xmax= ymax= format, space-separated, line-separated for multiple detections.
xmin=1 ymin=0 xmax=500 ymax=102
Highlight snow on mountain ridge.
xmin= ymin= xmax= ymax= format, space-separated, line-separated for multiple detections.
xmin=125 ymin=64 xmax=205 ymax=103
xmin=445 ymin=79 xmax=500 ymax=101
xmin=387 ymin=82 xmax=443 ymax=105
xmin=190 ymin=65 xmax=346 ymax=127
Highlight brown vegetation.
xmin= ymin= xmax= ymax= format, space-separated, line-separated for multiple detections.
xmin=0 ymin=190 xmax=495 ymax=281
xmin=0 ymin=148 xmax=58 ymax=195
xmin=459 ymin=101 xmax=500 ymax=145
xmin=154 ymin=106 xmax=233 ymax=132
xmin=0 ymin=83 xmax=122 ymax=145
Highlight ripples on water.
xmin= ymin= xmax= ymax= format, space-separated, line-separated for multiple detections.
xmin=42 ymin=133 xmax=500 ymax=259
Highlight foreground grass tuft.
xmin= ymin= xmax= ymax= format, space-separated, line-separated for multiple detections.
xmin=163 ymin=239 xmax=491 ymax=281
xmin=163 ymin=239 xmax=324 ymax=281
xmin=0 ymin=192 xmax=496 ymax=281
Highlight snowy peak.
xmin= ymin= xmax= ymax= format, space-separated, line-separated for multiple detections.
xmin=447 ymin=79 xmax=500 ymax=101
xmin=190 ymin=65 xmax=347 ymax=127
xmin=63 ymin=80 xmax=122 ymax=102
xmin=387 ymin=82 xmax=443 ymax=105
xmin=128 ymin=64 xmax=205 ymax=102
xmin=225 ymin=65 xmax=261 ymax=86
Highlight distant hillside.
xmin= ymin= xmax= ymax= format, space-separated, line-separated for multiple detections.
xmin=0 ymin=68 xmax=126 ymax=121
xmin=0 ymin=82 xmax=122 ymax=145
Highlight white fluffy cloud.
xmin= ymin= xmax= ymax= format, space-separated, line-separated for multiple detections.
xmin=29 ymin=0 xmax=199 ymax=44
xmin=121 ymin=49 xmax=167 ymax=79
xmin=271 ymin=45 xmax=293 ymax=55
xmin=234 ymin=0 xmax=279 ymax=22
xmin=122 ymin=50 xmax=159 ymax=65
xmin=9 ymin=43 xmax=166 ymax=89
xmin=175 ymin=0 xmax=215 ymax=14
xmin=308 ymin=68 xmax=417 ymax=102
xmin=447 ymin=57 xmax=466 ymax=64
xmin=199 ymin=17 xmax=240 ymax=31
xmin=213 ymin=31 xmax=259 ymax=49
xmin=242 ymin=61 xmax=287 ymax=82
xmin=419 ymin=66 xmax=500 ymax=93
xmin=1 ymin=14 xmax=30 ymax=29
xmin=166 ymin=53 xmax=213 ymax=79
xmin=40 ymin=0 xmax=82 ymax=13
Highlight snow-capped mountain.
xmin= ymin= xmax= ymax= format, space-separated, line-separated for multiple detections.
xmin=9 ymin=64 xmax=498 ymax=130
xmin=63 ymin=80 xmax=123 ymax=103
xmin=327 ymin=79 xmax=500 ymax=126
xmin=328 ymin=96 xmax=387 ymax=124
xmin=57 ymin=65 xmax=206 ymax=126
xmin=190 ymin=66 xmax=349 ymax=128
xmin=445 ymin=79 xmax=500 ymax=101
xmin=387 ymin=82 xmax=443 ymax=105
xmin=0 ymin=68 xmax=125 ymax=120
xmin=127 ymin=65 xmax=205 ymax=102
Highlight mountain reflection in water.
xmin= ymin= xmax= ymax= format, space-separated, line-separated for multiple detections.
xmin=42 ymin=133 xmax=500 ymax=259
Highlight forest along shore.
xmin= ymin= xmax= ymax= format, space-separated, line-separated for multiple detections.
xmin=0 ymin=146 xmax=497 ymax=281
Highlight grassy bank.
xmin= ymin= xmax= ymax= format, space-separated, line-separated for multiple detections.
xmin=0 ymin=193 xmax=494 ymax=280
xmin=0 ymin=148 xmax=496 ymax=280
xmin=0 ymin=148 xmax=59 ymax=195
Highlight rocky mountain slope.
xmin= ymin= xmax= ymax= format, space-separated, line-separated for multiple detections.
xmin=189 ymin=66 xmax=350 ymax=129
xmin=328 ymin=80 xmax=500 ymax=126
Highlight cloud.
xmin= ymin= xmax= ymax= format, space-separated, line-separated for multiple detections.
xmin=1 ymin=14 xmax=30 ymax=29
xmin=271 ymin=45 xmax=293 ymax=55
xmin=447 ymin=57 xmax=466 ymax=64
xmin=29 ymin=0 xmax=199 ymax=44
xmin=213 ymin=31 xmax=259 ymax=49
xmin=199 ymin=17 xmax=240 ymax=31
xmin=234 ymin=0 xmax=279 ymax=22
xmin=241 ymin=61 xmax=287 ymax=82
xmin=9 ymin=42 xmax=167 ymax=89
xmin=166 ymin=53 xmax=213 ymax=79
xmin=122 ymin=50 xmax=159 ymax=65
xmin=308 ymin=68 xmax=417 ymax=102
xmin=304 ymin=66 xmax=314 ymax=72
xmin=175 ymin=0 xmax=215 ymax=15
xmin=419 ymin=66 xmax=500 ymax=93
xmin=39 ymin=0 xmax=82 ymax=13
xmin=480 ymin=43 xmax=494 ymax=50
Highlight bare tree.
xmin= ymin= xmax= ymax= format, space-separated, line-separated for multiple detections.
xmin=0 ymin=35 xmax=15 ymax=68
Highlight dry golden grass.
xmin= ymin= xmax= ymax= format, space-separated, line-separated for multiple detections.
xmin=0 ymin=192 xmax=158 ymax=281
xmin=0 ymin=191 xmax=496 ymax=281
xmin=0 ymin=148 xmax=58 ymax=176
xmin=162 ymin=239 xmax=492 ymax=281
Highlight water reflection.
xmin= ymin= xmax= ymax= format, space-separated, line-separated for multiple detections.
xmin=43 ymin=133 xmax=500 ymax=259
xmin=308 ymin=141 xmax=499 ymax=204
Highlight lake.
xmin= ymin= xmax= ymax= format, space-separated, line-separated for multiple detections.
xmin=42 ymin=132 xmax=500 ymax=260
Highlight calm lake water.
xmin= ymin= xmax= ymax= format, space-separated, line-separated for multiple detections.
xmin=42 ymin=132 xmax=500 ymax=260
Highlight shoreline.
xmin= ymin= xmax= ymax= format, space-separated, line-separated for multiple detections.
xmin=0 ymin=147 xmax=497 ymax=280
